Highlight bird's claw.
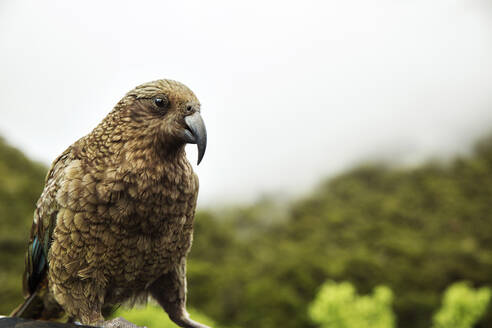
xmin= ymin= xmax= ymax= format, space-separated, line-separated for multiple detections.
xmin=101 ymin=317 xmax=146 ymax=328
xmin=174 ymin=317 xmax=211 ymax=328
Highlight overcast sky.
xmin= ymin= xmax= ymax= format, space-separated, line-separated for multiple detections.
xmin=1 ymin=0 xmax=491 ymax=206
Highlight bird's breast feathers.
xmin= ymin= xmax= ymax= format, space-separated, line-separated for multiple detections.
xmin=45 ymin=153 xmax=198 ymax=293
xmin=56 ymin=155 xmax=198 ymax=225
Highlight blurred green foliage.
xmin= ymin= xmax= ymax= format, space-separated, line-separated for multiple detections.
xmin=0 ymin=137 xmax=46 ymax=313
xmin=185 ymin=135 xmax=492 ymax=328
xmin=112 ymin=304 xmax=225 ymax=328
xmin=307 ymin=280 xmax=489 ymax=328
xmin=2 ymin=135 xmax=492 ymax=328
xmin=432 ymin=282 xmax=491 ymax=328
xmin=309 ymin=281 xmax=395 ymax=328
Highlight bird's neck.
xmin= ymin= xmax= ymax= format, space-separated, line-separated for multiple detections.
xmin=78 ymin=110 xmax=189 ymax=169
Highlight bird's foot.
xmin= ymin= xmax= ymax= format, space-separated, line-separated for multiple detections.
xmin=172 ymin=316 xmax=211 ymax=328
xmin=101 ymin=317 xmax=146 ymax=328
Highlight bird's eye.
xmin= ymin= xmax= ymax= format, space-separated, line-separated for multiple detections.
xmin=154 ymin=95 xmax=169 ymax=109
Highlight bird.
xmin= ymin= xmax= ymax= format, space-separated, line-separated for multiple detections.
xmin=10 ymin=79 xmax=209 ymax=328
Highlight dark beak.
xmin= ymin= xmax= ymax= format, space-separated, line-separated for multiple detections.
xmin=183 ymin=112 xmax=207 ymax=165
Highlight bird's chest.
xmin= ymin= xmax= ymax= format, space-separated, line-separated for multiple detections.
xmin=89 ymin=162 xmax=198 ymax=286
xmin=119 ymin=165 xmax=198 ymax=230
xmin=110 ymin=223 xmax=193 ymax=288
xmin=53 ymin=158 xmax=198 ymax=290
xmin=108 ymin=170 xmax=196 ymax=269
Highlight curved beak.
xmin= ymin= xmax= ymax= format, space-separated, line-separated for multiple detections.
xmin=183 ymin=112 xmax=207 ymax=165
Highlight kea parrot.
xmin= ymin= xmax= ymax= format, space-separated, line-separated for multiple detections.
xmin=11 ymin=79 xmax=209 ymax=328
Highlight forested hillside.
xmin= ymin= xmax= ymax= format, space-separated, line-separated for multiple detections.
xmin=0 ymin=137 xmax=46 ymax=311
xmin=187 ymin=135 xmax=492 ymax=328
xmin=1 ymin=136 xmax=492 ymax=328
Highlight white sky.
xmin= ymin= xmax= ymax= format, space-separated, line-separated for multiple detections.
xmin=0 ymin=0 xmax=491 ymax=206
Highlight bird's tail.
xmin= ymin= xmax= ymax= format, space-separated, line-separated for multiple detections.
xmin=10 ymin=291 xmax=44 ymax=318
xmin=10 ymin=286 xmax=65 ymax=321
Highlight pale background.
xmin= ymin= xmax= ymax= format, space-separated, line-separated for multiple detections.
xmin=0 ymin=0 xmax=491 ymax=206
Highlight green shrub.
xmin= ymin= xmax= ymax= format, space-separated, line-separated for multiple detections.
xmin=432 ymin=282 xmax=491 ymax=328
xmin=308 ymin=281 xmax=395 ymax=328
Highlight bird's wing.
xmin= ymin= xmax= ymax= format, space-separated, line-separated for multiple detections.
xmin=23 ymin=148 xmax=72 ymax=297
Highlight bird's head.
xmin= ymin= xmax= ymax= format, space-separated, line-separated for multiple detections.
xmin=115 ymin=79 xmax=207 ymax=165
